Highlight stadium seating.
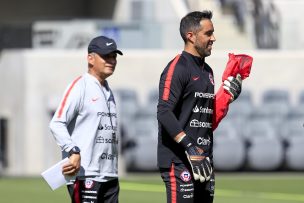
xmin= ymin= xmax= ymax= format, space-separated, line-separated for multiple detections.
xmin=213 ymin=120 xmax=246 ymax=171
xmin=242 ymin=118 xmax=284 ymax=171
xmin=114 ymin=88 xmax=140 ymax=129
xmin=144 ymin=88 xmax=159 ymax=115
xmin=279 ymin=118 xmax=304 ymax=140
xmin=147 ymin=88 xmax=159 ymax=104
xmin=285 ymin=135 xmax=304 ymax=170
xmin=123 ymin=109 xmax=158 ymax=171
xmin=278 ymin=116 xmax=304 ymax=170
xmin=287 ymin=105 xmax=304 ymax=120
xmin=261 ymin=89 xmax=290 ymax=121
xmin=298 ymin=90 xmax=304 ymax=104
xmin=224 ymin=89 xmax=254 ymax=129
xmin=262 ymin=89 xmax=290 ymax=104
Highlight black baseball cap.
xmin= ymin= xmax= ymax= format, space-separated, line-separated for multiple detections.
xmin=88 ymin=36 xmax=123 ymax=55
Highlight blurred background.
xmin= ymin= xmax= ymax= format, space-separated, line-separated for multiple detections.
xmin=0 ymin=0 xmax=304 ymax=178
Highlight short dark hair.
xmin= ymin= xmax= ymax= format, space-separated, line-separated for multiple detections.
xmin=179 ymin=10 xmax=213 ymax=43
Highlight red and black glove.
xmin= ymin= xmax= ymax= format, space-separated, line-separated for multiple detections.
xmin=179 ymin=135 xmax=212 ymax=182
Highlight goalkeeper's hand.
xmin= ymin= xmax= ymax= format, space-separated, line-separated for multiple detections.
xmin=178 ymin=135 xmax=212 ymax=182
xmin=223 ymin=73 xmax=242 ymax=102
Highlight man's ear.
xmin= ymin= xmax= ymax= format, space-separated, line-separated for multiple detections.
xmin=186 ymin=32 xmax=195 ymax=44
xmin=88 ymin=53 xmax=95 ymax=62
xmin=88 ymin=53 xmax=93 ymax=60
xmin=87 ymin=53 xmax=94 ymax=68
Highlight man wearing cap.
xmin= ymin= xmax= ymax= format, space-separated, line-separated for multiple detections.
xmin=49 ymin=36 xmax=123 ymax=203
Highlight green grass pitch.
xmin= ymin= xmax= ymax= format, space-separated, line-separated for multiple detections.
xmin=1 ymin=173 xmax=304 ymax=203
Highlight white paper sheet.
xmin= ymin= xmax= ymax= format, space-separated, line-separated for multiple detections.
xmin=41 ymin=157 xmax=70 ymax=190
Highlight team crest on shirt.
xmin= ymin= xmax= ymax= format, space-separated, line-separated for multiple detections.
xmin=209 ymin=73 xmax=214 ymax=85
xmin=180 ymin=170 xmax=191 ymax=182
xmin=84 ymin=180 xmax=94 ymax=189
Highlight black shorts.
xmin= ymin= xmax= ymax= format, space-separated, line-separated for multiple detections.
xmin=67 ymin=178 xmax=119 ymax=203
xmin=160 ymin=163 xmax=214 ymax=203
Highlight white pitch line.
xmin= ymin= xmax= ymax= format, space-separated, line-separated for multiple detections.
xmin=121 ymin=182 xmax=304 ymax=202
xmin=216 ymin=189 xmax=304 ymax=202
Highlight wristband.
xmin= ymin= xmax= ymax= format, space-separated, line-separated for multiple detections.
xmin=179 ymin=135 xmax=193 ymax=149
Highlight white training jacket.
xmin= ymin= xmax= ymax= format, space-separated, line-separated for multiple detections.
xmin=49 ymin=73 xmax=118 ymax=182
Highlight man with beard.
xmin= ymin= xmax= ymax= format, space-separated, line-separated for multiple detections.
xmin=157 ymin=10 xmax=242 ymax=203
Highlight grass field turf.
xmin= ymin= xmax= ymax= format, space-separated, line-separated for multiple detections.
xmin=1 ymin=173 xmax=304 ymax=203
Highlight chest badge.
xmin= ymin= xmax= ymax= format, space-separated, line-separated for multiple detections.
xmin=209 ymin=73 xmax=214 ymax=85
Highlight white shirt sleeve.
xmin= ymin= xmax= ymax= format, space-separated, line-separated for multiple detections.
xmin=49 ymin=76 xmax=83 ymax=152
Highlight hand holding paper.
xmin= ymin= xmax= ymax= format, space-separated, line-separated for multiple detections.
xmin=41 ymin=158 xmax=70 ymax=190
xmin=62 ymin=154 xmax=81 ymax=176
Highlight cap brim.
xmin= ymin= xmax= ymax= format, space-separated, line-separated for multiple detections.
xmin=114 ymin=50 xmax=123 ymax=55
xmin=93 ymin=50 xmax=123 ymax=56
